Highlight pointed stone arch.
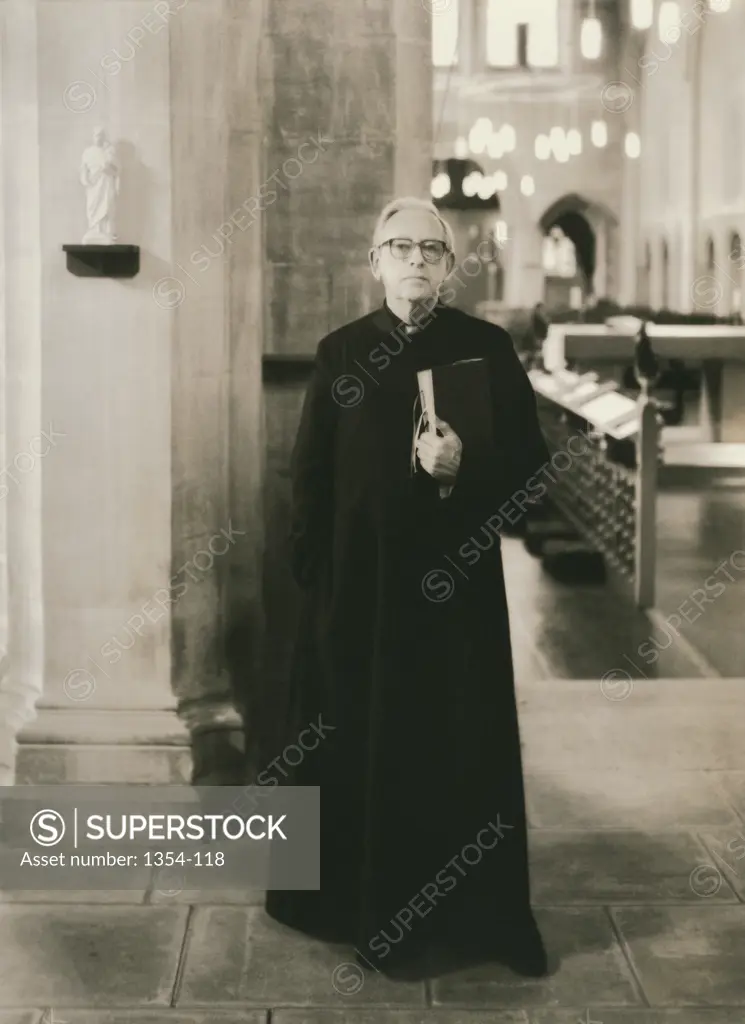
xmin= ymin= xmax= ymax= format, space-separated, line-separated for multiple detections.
xmin=537 ymin=192 xmax=619 ymax=304
xmin=538 ymin=192 xmax=618 ymax=234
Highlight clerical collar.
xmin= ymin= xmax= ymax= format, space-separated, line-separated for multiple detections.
xmin=371 ymin=298 xmax=447 ymax=336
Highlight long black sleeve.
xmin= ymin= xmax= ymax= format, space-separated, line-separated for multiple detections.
xmin=445 ymin=327 xmax=550 ymax=516
xmin=500 ymin=333 xmax=551 ymax=498
xmin=289 ymin=336 xmax=338 ymax=589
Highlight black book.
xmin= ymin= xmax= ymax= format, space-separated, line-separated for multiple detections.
xmin=416 ymin=357 xmax=495 ymax=497
xmin=418 ymin=356 xmax=494 ymax=451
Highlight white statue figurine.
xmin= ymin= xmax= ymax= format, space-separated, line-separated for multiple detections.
xmin=80 ymin=126 xmax=120 ymax=244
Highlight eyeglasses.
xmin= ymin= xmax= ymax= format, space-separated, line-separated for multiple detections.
xmin=379 ymin=238 xmax=450 ymax=264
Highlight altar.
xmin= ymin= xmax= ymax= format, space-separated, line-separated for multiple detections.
xmin=543 ymin=322 xmax=745 ymax=443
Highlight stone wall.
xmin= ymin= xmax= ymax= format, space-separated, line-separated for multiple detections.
xmin=618 ymin=0 xmax=745 ymax=315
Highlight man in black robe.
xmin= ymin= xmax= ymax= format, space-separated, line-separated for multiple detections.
xmin=264 ymin=196 xmax=552 ymax=979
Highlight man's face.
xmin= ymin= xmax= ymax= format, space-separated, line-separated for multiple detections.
xmin=369 ymin=208 xmax=454 ymax=304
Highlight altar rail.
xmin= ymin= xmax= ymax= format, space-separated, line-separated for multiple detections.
xmin=531 ymin=370 xmax=661 ymax=609
xmin=543 ymin=321 xmax=745 ymax=443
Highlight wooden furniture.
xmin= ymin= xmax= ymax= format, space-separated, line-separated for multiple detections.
xmin=543 ymin=323 xmax=745 ymax=443
xmin=530 ymin=367 xmax=660 ymax=609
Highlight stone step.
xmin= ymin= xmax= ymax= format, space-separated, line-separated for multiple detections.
xmin=16 ymin=743 xmax=192 ymax=785
xmin=541 ymin=539 xmax=607 ymax=583
xmin=15 ymin=709 xmax=248 ymax=785
xmin=524 ymin=517 xmax=581 ymax=556
xmin=23 ymin=708 xmax=189 ymax=746
xmin=16 ymin=708 xmax=192 ymax=785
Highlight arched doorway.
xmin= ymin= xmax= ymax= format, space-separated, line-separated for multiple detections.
xmin=537 ymin=193 xmax=617 ymax=312
xmin=540 ymin=224 xmax=582 ymax=309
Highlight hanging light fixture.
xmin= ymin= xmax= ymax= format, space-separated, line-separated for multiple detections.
xmin=454 ymin=136 xmax=469 ymax=159
xmin=580 ymin=17 xmax=602 ymax=59
xmin=535 ymin=134 xmax=551 ymax=160
xmin=567 ymin=128 xmax=582 ymax=155
xmin=462 ymin=172 xmax=476 ymax=198
xmin=468 ymin=117 xmax=494 ymax=155
xmin=591 ymin=119 xmax=608 ymax=147
xmin=487 ymin=133 xmax=504 ymax=159
xmin=494 ymin=170 xmax=508 ymax=191
xmin=430 ymin=173 xmax=451 ymax=200
xmin=550 ymin=125 xmax=570 ymax=161
xmin=631 ymin=0 xmax=654 ymax=29
xmin=658 ymin=1 xmax=681 ymax=42
xmin=468 ymin=123 xmax=487 ymax=155
xmin=500 ymin=124 xmax=516 ymax=153
xmin=580 ymin=0 xmax=602 ymax=59
xmin=554 ymin=136 xmax=570 ymax=163
xmin=625 ymin=131 xmax=641 ymax=158
xmin=520 ymin=175 xmax=535 ymax=197
xmin=549 ymin=126 xmax=565 ymax=151
xmin=477 ymin=174 xmax=497 ymax=200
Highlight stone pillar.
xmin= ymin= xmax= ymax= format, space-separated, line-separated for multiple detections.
xmin=222 ymin=0 xmax=268 ymax=779
xmin=593 ymin=216 xmax=608 ymax=298
xmin=2 ymin=0 xmax=211 ymax=783
xmin=168 ymin=0 xmax=268 ymax=782
xmin=616 ymin=24 xmax=643 ymax=307
xmin=0 ymin=0 xmax=45 ymax=784
xmin=394 ymin=0 xmax=433 ymax=196
xmin=507 ymin=221 xmax=544 ymax=308
xmin=166 ymin=0 xmax=239 ymax=782
xmin=25 ymin=0 xmax=187 ymax=786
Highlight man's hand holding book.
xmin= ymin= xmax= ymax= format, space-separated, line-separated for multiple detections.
xmin=415 ymin=416 xmax=462 ymax=495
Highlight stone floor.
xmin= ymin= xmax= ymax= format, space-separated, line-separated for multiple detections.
xmin=655 ymin=480 xmax=745 ymax=678
xmin=3 ymin=540 xmax=745 ymax=1022
xmin=504 ymin=482 xmax=745 ymax=682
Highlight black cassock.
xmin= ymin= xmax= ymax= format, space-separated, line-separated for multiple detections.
xmin=265 ymin=300 xmax=551 ymax=971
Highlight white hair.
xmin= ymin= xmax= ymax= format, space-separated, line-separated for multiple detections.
xmin=372 ymin=196 xmax=455 ymax=252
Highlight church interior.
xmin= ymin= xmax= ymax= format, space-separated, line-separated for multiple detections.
xmin=1 ymin=0 xmax=745 ymax=1018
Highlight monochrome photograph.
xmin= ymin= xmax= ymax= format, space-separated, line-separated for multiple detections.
xmin=0 ymin=0 xmax=744 ymax=1021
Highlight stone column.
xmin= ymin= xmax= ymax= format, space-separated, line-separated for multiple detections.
xmin=17 ymin=0 xmax=187 ymax=787
xmin=167 ymin=0 xmax=251 ymax=783
xmin=506 ymin=217 xmax=544 ymax=307
xmin=591 ymin=214 xmax=608 ymax=298
xmin=0 ymin=0 xmax=45 ymax=784
xmin=394 ymin=0 xmax=433 ymax=196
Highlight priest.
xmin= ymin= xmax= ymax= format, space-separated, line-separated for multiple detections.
xmin=264 ymin=196 xmax=552 ymax=980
